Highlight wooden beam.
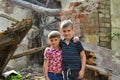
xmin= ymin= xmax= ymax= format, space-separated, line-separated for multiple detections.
xmin=0 ymin=19 xmax=32 ymax=73
xmin=86 ymin=65 xmax=111 ymax=77
xmin=11 ymin=46 xmax=48 ymax=59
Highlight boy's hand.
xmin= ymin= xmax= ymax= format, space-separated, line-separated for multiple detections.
xmin=73 ymin=36 xmax=79 ymax=43
xmin=78 ymin=70 xmax=84 ymax=79
xmin=45 ymin=77 xmax=50 ymax=80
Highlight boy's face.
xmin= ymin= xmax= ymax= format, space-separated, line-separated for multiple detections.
xmin=49 ymin=37 xmax=60 ymax=48
xmin=61 ymin=26 xmax=75 ymax=40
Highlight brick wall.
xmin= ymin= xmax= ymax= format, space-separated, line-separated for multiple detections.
xmin=61 ymin=1 xmax=111 ymax=48
xmin=98 ymin=0 xmax=111 ymax=48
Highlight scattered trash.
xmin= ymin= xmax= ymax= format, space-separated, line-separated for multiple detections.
xmin=1 ymin=70 xmax=22 ymax=80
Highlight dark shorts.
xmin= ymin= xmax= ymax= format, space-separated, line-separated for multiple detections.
xmin=48 ymin=72 xmax=63 ymax=80
xmin=63 ymin=69 xmax=82 ymax=80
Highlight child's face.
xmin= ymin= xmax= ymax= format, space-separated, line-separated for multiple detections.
xmin=49 ymin=37 xmax=60 ymax=48
xmin=61 ymin=26 xmax=74 ymax=40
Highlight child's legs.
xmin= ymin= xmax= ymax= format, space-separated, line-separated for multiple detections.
xmin=63 ymin=69 xmax=82 ymax=80
xmin=63 ymin=69 xmax=73 ymax=80
xmin=48 ymin=72 xmax=63 ymax=80
xmin=54 ymin=74 xmax=63 ymax=80
xmin=62 ymin=70 xmax=68 ymax=80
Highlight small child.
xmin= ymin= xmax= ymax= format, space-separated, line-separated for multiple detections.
xmin=43 ymin=31 xmax=63 ymax=80
xmin=60 ymin=20 xmax=86 ymax=80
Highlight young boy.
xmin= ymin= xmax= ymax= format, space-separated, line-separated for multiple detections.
xmin=43 ymin=31 xmax=63 ymax=80
xmin=60 ymin=20 xmax=86 ymax=80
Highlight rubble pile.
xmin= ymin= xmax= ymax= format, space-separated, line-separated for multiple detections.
xmin=0 ymin=64 xmax=44 ymax=80
xmin=20 ymin=64 xmax=43 ymax=80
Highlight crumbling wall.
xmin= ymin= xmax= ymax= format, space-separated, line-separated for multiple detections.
xmin=61 ymin=0 xmax=111 ymax=49
xmin=61 ymin=0 xmax=84 ymax=8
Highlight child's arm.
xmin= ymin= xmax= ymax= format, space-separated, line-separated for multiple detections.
xmin=43 ymin=59 xmax=49 ymax=80
xmin=73 ymin=36 xmax=79 ymax=43
xmin=43 ymin=48 xmax=50 ymax=80
xmin=78 ymin=50 xmax=86 ymax=79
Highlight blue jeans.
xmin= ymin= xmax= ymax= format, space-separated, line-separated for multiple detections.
xmin=63 ymin=69 xmax=82 ymax=80
xmin=48 ymin=72 xmax=63 ymax=80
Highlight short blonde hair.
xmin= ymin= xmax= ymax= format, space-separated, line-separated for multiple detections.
xmin=48 ymin=31 xmax=61 ymax=39
xmin=60 ymin=20 xmax=73 ymax=29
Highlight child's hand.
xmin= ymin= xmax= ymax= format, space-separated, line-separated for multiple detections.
xmin=45 ymin=77 xmax=50 ymax=80
xmin=73 ymin=36 xmax=79 ymax=43
xmin=78 ymin=70 xmax=84 ymax=79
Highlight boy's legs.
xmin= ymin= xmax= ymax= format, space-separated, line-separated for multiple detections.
xmin=63 ymin=69 xmax=82 ymax=80
xmin=48 ymin=72 xmax=63 ymax=80
xmin=63 ymin=69 xmax=73 ymax=80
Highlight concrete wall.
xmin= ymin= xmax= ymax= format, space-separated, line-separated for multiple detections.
xmin=0 ymin=0 xmax=33 ymax=70
xmin=111 ymin=0 xmax=120 ymax=52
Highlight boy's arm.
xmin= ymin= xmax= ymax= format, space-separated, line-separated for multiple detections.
xmin=43 ymin=59 xmax=49 ymax=80
xmin=78 ymin=50 xmax=86 ymax=79
xmin=43 ymin=48 xmax=50 ymax=80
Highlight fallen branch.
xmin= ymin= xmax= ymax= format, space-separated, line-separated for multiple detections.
xmin=0 ymin=14 xmax=18 ymax=22
xmin=11 ymin=45 xmax=48 ymax=59
xmin=9 ymin=0 xmax=62 ymax=16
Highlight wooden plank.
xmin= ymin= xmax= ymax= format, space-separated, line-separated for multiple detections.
xmin=11 ymin=46 xmax=47 ymax=59
xmin=0 ymin=19 xmax=32 ymax=73
xmin=0 ymin=46 xmax=17 ymax=73
xmin=0 ymin=38 xmax=16 ymax=48
xmin=86 ymin=65 xmax=111 ymax=77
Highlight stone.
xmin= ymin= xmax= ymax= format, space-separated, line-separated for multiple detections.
xmin=87 ymin=35 xmax=98 ymax=44
xmin=99 ymin=32 xmax=111 ymax=37
xmin=99 ymin=27 xmax=111 ymax=32
xmin=100 ymin=36 xmax=111 ymax=42
xmin=100 ymin=23 xmax=106 ymax=27
xmin=106 ymin=14 xmax=110 ymax=18
xmin=99 ymin=13 xmax=104 ymax=17
xmin=106 ymin=23 xmax=111 ymax=27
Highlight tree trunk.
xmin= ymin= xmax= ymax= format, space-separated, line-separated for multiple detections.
xmin=9 ymin=0 xmax=62 ymax=16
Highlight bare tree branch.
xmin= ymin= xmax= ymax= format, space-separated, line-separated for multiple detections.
xmin=44 ymin=20 xmax=58 ymax=27
xmin=24 ymin=0 xmax=45 ymax=7
xmin=9 ymin=0 xmax=62 ymax=16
